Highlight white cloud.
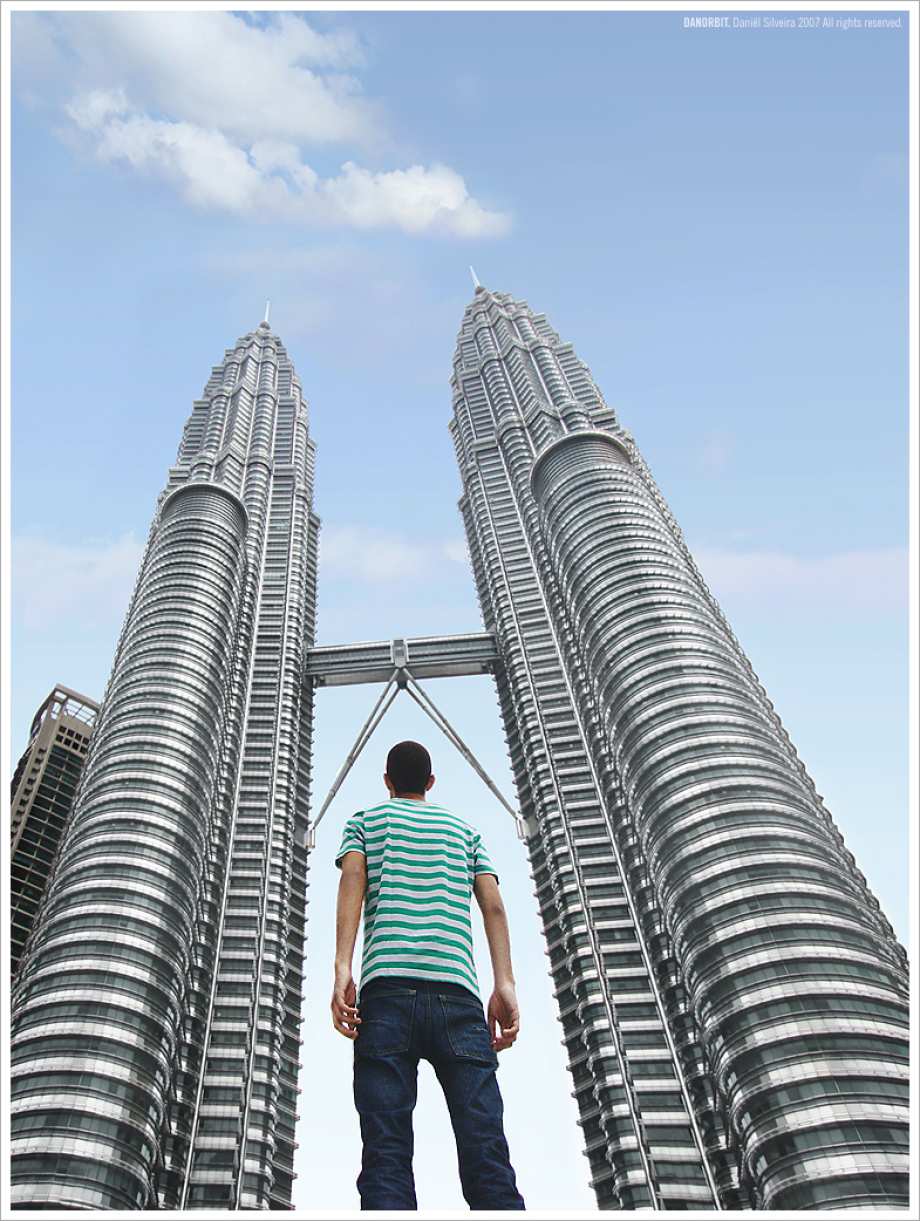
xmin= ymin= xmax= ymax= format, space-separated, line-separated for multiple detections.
xmin=54 ymin=11 xmax=372 ymax=146
xmin=320 ymin=527 xmax=468 ymax=584
xmin=692 ymin=545 xmax=907 ymax=611
xmin=68 ymin=94 xmax=281 ymax=213
xmin=65 ymin=91 xmax=509 ymax=236
xmin=66 ymin=86 xmax=129 ymax=132
xmin=13 ymin=533 xmax=145 ymax=631
xmin=21 ymin=11 xmax=510 ymax=238
xmin=318 ymin=161 xmax=509 ymax=236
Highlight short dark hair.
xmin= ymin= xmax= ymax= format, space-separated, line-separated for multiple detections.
xmin=386 ymin=740 xmax=432 ymax=795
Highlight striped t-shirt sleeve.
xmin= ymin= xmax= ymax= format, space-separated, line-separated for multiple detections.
xmin=473 ymin=831 xmax=499 ymax=883
xmin=335 ymin=813 xmax=366 ymax=867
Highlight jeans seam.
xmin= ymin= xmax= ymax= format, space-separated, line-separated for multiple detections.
xmin=439 ymin=996 xmax=482 ymax=1010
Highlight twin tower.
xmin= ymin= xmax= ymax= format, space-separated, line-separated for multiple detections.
xmin=10 ymin=287 xmax=908 ymax=1211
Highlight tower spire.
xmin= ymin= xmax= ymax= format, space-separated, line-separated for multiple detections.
xmin=469 ymin=266 xmax=481 ymax=290
xmin=263 ymin=300 xmax=271 ymax=326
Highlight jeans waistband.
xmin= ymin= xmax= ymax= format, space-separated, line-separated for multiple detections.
xmin=361 ymin=975 xmax=479 ymax=1001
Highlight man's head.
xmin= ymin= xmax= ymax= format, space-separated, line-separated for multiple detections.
xmin=385 ymin=740 xmax=435 ymax=799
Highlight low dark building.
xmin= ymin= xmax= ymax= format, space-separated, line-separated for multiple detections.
xmin=10 ymin=685 xmax=99 ymax=979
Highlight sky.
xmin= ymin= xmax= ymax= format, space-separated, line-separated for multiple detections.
xmin=7 ymin=5 xmax=911 ymax=1213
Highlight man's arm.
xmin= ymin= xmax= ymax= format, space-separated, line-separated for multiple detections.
xmin=473 ymin=872 xmax=520 ymax=1052
xmin=331 ymin=850 xmax=366 ymax=1039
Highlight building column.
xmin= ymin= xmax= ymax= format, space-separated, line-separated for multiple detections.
xmin=530 ymin=430 xmax=909 ymax=1209
xmin=10 ymin=482 xmax=248 ymax=1211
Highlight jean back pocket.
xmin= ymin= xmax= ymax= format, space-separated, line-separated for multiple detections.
xmin=439 ymin=994 xmax=498 ymax=1066
xmin=355 ymin=990 xmax=415 ymax=1057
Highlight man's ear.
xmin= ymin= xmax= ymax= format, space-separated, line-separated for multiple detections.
xmin=384 ymin=772 xmax=395 ymax=796
xmin=426 ymin=774 xmax=436 ymax=792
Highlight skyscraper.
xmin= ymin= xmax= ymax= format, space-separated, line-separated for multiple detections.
xmin=450 ymin=284 xmax=909 ymax=1210
xmin=10 ymin=686 xmax=99 ymax=980
xmin=10 ymin=321 xmax=319 ymax=1210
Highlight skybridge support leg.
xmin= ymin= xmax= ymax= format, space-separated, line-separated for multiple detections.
xmin=307 ymin=642 xmax=525 ymax=847
xmin=307 ymin=673 xmax=399 ymax=848
xmin=402 ymin=675 xmax=526 ymax=841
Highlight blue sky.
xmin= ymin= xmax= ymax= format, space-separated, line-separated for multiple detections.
xmin=9 ymin=6 xmax=910 ymax=1212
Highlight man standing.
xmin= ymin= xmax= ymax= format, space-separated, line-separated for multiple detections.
xmin=332 ymin=739 xmax=526 ymax=1211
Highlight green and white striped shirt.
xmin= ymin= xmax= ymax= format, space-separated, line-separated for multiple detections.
xmin=335 ymin=797 xmax=499 ymax=999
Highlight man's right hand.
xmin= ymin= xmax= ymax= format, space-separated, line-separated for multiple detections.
xmin=331 ymin=968 xmax=361 ymax=1040
xmin=487 ymin=982 xmax=520 ymax=1052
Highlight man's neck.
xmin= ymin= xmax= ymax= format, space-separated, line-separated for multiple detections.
xmin=393 ymin=792 xmax=426 ymax=802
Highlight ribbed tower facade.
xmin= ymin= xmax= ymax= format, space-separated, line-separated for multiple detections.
xmin=451 ymin=285 xmax=909 ymax=1210
xmin=10 ymin=322 xmax=319 ymax=1210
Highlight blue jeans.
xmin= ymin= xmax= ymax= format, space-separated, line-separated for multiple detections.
xmin=352 ymin=975 xmax=526 ymax=1210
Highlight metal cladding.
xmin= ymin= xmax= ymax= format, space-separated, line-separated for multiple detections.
xmin=451 ymin=286 xmax=909 ymax=1210
xmin=10 ymin=322 xmax=320 ymax=1211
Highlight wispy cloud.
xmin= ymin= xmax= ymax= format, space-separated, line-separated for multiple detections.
xmin=12 ymin=533 xmax=144 ymax=631
xmin=693 ymin=544 xmax=907 ymax=612
xmin=21 ymin=11 xmax=510 ymax=238
xmin=320 ymin=526 xmax=468 ymax=583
